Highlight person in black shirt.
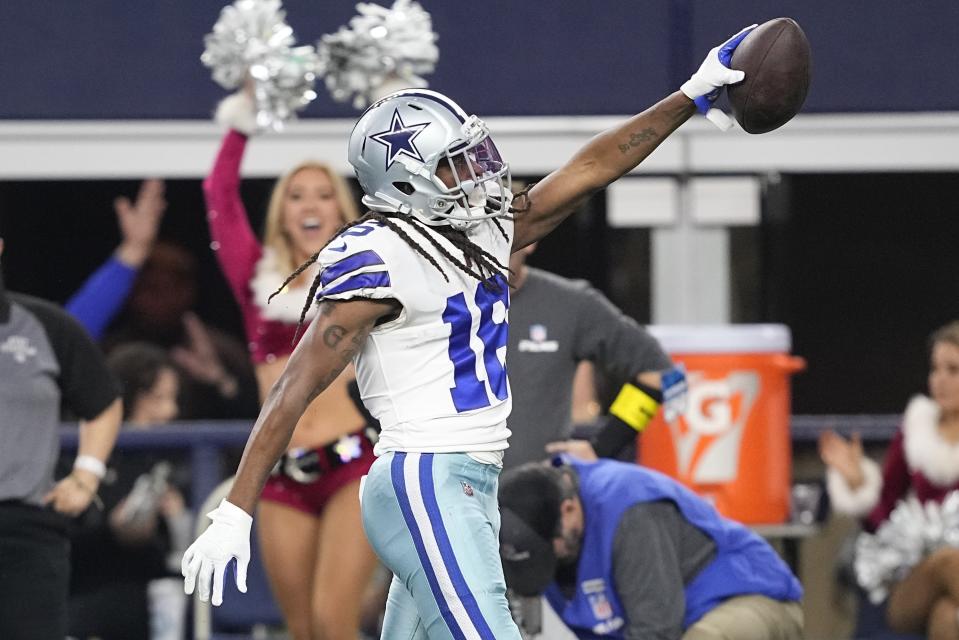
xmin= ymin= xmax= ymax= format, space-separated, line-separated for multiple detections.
xmin=504 ymin=242 xmax=676 ymax=469
xmin=0 ymin=236 xmax=122 ymax=640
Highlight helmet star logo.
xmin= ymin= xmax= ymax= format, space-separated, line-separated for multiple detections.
xmin=369 ymin=109 xmax=430 ymax=171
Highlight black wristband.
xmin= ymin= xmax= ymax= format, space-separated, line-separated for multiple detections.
xmin=631 ymin=379 xmax=664 ymax=403
xmin=591 ymin=415 xmax=641 ymax=459
xmin=591 ymin=380 xmax=663 ymax=459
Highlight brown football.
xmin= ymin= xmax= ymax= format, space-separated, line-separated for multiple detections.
xmin=727 ymin=17 xmax=811 ymax=134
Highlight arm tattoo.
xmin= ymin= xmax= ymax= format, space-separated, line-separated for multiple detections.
xmin=323 ymin=325 xmax=347 ymax=349
xmin=617 ymin=127 xmax=658 ymax=154
xmin=311 ymin=329 xmax=369 ymax=397
xmin=340 ymin=333 xmax=365 ymax=366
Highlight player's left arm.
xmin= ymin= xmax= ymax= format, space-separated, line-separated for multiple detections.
xmin=511 ymin=92 xmax=695 ymax=251
xmin=511 ymin=25 xmax=755 ymax=252
xmin=227 ymin=297 xmax=398 ymax=514
xmin=183 ymin=296 xmax=398 ymax=605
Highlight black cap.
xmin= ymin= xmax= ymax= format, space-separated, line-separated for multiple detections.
xmin=499 ymin=507 xmax=558 ymax=597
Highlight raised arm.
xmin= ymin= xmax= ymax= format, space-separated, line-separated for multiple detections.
xmin=202 ymin=93 xmax=264 ymax=303
xmin=66 ymin=179 xmax=166 ymax=339
xmin=512 ymin=92 xmax=694 ymax=251
xmin=511 ymin=26 xmax=754 ymax=251
xmin=182 ymin=296 xmax=398 ymax=605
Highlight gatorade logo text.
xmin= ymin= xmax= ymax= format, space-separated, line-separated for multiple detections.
xmin=667 ymin=371 xmax=759 ymax=484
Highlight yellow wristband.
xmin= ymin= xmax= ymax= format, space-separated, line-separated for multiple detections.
xmin=609 ymin=383 xmax=661 ymax=432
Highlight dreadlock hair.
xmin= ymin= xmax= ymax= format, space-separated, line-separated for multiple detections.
xmin=508 ymin=181 xmax=535 ymax=217
xmin=270 ymin=210 xmax=515 ymax=338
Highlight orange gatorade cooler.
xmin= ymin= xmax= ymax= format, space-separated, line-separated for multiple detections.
xmin=641 ymin=325 xmax=805 ymax=524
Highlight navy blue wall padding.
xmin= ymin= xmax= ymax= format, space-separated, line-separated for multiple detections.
xmin=2 ymin=0 xmax=957 ymax=120
xmin=692 ymin=0 xmax=959 ymax=114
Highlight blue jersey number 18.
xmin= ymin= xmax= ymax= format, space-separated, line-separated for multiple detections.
xmin=443 ymin=274 xmax=509 ymax=412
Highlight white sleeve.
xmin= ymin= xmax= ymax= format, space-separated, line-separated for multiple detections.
xmin=315 ymin=224 xmax=408 ymax=307
xmin=826 ymin=457 xmax=883 ymax=518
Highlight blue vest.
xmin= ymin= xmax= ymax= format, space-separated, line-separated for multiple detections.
xmin=544 ymin=459 xmax=802 ymax=638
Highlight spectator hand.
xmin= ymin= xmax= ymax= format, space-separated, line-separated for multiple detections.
xmin=43 ymin=470 xmax=101 ymax=516
xmin=545 ymin=440 xmax=599 ymax=462
xmin=171 ymin=312 xmax=238 ymax=398
xmin=114 ymin=179 xmax=167 ymax=267
xmin=182 ymin=500 xmax=251 ymax=606
xmin=681 ymin=24 xmax=756 ymax=130
xmin=818 ymin=430 xmax=866 ymax=490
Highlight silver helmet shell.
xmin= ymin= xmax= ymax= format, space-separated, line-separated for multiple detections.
xmin=347 ymin=89 xmax=511 ymax=230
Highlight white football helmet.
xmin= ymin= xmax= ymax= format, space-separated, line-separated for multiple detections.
xmin=348 ymin=89 xmax=511 ymax=230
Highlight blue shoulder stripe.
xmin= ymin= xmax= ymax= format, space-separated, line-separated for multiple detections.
xmin=320 ymin=271 xmax=391 ymax=297
xmin=320 ymin=250 xmax=386 ymax=288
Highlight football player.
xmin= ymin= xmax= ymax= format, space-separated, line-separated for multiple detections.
xmin=183 ymin=24 xmax=754 ymax=639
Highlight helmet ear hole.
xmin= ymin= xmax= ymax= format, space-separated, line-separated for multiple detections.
xmin=393 ymin=182 xmax=415 ymax=195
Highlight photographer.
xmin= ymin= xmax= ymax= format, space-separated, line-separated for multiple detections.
xmin=0 ymin=235 xmax=121 ymax=640
xmin=499 ymin=458 xmax=804 ymax=640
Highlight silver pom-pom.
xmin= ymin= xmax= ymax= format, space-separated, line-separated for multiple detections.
xmin=249 ymin=45 xmax=320 ymax=130
xmin=317 ymin=0 xmax=439 ymax=109
xmin=202 ymin=0 xmax=320 ymax=130
xmin=855 ymin=492 xmax=959 ymax=603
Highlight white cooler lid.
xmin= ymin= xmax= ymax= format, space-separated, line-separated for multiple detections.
xmin=647 ymin=324 xmax=792 ymax=354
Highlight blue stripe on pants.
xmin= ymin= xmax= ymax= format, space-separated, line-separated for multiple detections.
xmin=391 ymin=452 xmax=468 ymax=640
xmin=417 ymin=454 xmax=497 ymax=639
xmin=365 ymin=452 xmax=522 ymax=639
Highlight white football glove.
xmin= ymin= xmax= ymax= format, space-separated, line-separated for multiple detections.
xmin=681 ymin=24 xmax=757 ymax=131
xmin=181 ymin=499 xmax=252 ymax=606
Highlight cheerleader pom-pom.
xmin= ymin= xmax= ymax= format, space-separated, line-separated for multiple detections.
xmin=202 ymin=0 xmax=294 ymax=90
xmin=854 ymin=491 xmax=959 ymax=604
xmin=249 ymin=45 xmax=321 ymax=131
xmin=317 ymin=0 xmax=439 ymax=109
xmin=202 ymin=0 xmax=320 ymax=131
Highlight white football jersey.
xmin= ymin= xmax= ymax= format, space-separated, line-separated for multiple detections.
xmin=316 ymin=216 xmax=514 ymax=455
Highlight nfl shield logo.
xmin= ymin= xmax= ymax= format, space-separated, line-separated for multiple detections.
xmin=530 ymin=324 xmax=547 ymax=342
xmin=588 ymin=592 xmax=613 ymax=620
xmin=461 ymin=482 xmax=474 ymax=497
